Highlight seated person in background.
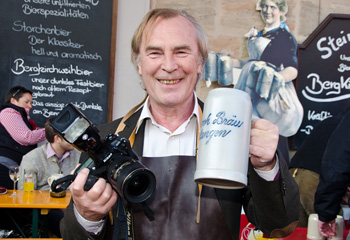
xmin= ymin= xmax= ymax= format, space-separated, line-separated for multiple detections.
xmin=314 ymin=107 xmax=350 ymax=239
xmin=289 ymin=115 xmax=343 ymax=227
xmin=18 ymin=116 xmax=81 ymax=190
xmin=0 ymin=86 xmax=46 ymax=189
xmin=18 ymin=116 xmax=81 ymax=237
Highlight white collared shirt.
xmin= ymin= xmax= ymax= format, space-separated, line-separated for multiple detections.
xmin=137 ymin=92 xmax=200 ymax=157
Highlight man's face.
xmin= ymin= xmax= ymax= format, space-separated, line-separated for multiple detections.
xmin=59 ymin=138 xmax=74 ymax=152
xmin=137 ymin=15 xmax=202 ymax=109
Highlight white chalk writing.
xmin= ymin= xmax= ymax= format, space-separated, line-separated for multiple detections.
xmin=317 ymin=30 xmax=350 ymax=59
xmin=340 ymin=54 xmax=350 ymax=62
xmin=338 ymin=63 xmax=350 ymax=72
xmin=8 ymin=0 xmax=108 ymax=125
xmin=307 ymin=110 xmax=332 ymax=121
xmin=12 ymin=20 xmax=72 ymax=36
xmin=300 ymin=125 xmax=314 ymax=135
xmin=11 ymin=58 xmax=93 ymax=76
xmin=22 ymin=4 xmax=89 ymax=19
xmin=301 ymin=73 xmax=350 ymax=102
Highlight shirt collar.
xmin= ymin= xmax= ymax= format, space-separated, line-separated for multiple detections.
xmin=136 ymin=91 xmax=201 ymax=133
xmin=47 ymin=142 xmax=71 ymax=164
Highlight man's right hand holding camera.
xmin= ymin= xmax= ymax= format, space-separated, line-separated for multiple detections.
xmin=71 ymin=168 xmax=118 ymax=222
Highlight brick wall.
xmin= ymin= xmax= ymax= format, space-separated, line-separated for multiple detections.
xmin=150 ymin=0 xmax=350 ymax=101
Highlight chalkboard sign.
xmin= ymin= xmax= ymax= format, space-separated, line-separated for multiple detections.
xmin=294 ymin=14 xmax=350 ymax=149
xmin=0 ymin=0 xmax=116 ymax=127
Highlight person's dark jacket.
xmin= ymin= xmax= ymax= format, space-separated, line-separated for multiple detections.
xmin=61 ymin=101 xmax=300 ymax=240
xmin=315 ymin=109 xmax=350 ymax=222
xmin=0 ymin=103 xmax=36 ymax=164
xmin=289 ymin=116 xmax=343 ymax=174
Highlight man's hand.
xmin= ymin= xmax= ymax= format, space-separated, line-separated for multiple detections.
xmin=318 ymin=219 xmax=336 ymax=238
xmin=249 ymin=118 xmax=279 ymax=171
xmin=70 ymin=168 xmax=118 ymax=222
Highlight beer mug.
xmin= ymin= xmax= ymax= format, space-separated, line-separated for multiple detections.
xmin=307 ymin=214 xmax=323 ymax=240
xmin=48 ymin=173 xmax=66 ymax=198
xmin=194 ymin=88 xmax=252 ymax=189
xmin=217 ymin=53 xmax=233 ymax=86
xmin=307 ymin=214 xmax=344 ymax=240
xmin=333 ymin=215 xmax=344 ymax=240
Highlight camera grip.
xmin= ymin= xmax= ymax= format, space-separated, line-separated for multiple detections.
xmin=84 ymin=174 xmax=99 ymax=191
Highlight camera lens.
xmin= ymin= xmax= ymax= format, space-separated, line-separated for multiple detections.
xmin=128 ymin=175 xmax=148 ymax=197
xmin=123 ymin=169 xmax=155 ymax=203
xmin=108 ymin=158 xmax=156 ymax=204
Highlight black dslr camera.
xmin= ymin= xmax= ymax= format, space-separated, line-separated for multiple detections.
xmin=50 ymin=103 xmax=156 ymax=204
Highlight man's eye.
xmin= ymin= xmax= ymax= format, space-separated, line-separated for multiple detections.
xmin=176 ymin=51 xmax=188 ymax=56
xmin=149 ymin=52 xmax=161 ymax=57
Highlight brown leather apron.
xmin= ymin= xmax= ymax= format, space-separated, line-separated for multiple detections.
xmin=115 ymin=101 xmax=233 ymax=239
xmin=131 ymin=155 xmax=233 ymax=240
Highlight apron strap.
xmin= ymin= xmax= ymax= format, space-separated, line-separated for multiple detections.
xmin=196 ymin=106 xmax=203 ymax=223
xmin=115 ymin=96 xmax=147 ymax=137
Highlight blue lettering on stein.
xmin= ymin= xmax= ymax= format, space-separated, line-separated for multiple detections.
xmin=200 ymin=111 xmax=244 ymax=144
xmin=201 ymin=113 xmax=211 ymax=126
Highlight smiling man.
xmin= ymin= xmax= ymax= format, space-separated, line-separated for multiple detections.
xmin=60 ymin=8 xmax=300 ymax=240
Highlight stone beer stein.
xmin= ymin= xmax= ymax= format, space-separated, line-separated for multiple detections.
xmin=194 ymin=88 xmax=252 ymax=189
xmin=48 ymin=173 xmax=66 ymax=198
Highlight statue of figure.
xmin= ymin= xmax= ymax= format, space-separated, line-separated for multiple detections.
xmin=205 ymin=0 xmax=303 ymax=141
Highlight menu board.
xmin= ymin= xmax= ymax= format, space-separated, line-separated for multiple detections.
xmin=0 ymin=0 xmax=115 ymax=127
xmin=294 ymin=14 xmax=350 ymax=149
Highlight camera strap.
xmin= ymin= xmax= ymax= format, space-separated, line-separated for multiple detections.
xmin=113 ymin=199 xmax=155 ymax=240
xmin=113 ymin=196 xmax=135 ymax=240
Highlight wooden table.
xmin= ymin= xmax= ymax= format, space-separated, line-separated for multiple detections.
xmin=0 ymin=190 xmax=71 ymax=238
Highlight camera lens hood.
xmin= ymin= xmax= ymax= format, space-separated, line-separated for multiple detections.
xmin=107 ymin=157 xmax=156 ymax=204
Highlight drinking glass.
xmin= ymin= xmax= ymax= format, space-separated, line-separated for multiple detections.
xmin=9 ymin=166 xmax=20 ymax=196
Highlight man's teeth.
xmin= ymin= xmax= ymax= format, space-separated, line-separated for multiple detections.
xmin=159 ymin=79 xmax=180 ymax=84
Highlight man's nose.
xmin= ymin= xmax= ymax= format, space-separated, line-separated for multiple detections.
xmin=162 ymin=54 xmax=178 ymax=72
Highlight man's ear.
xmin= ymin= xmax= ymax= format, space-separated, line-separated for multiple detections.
xmin=138 ymin=62 xmax=142 ymax=75
xmin=53 ymin=135 xmax=61 ymax=143
xmin=137 ymin=55 xmax=142 ymax=75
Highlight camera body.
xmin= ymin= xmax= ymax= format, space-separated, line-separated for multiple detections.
xmin=50 ymin=104 xmax=156 ymax=204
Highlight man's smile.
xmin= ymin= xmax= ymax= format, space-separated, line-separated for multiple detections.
xmin=158 ymin=79 xmax=181 ymax=84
